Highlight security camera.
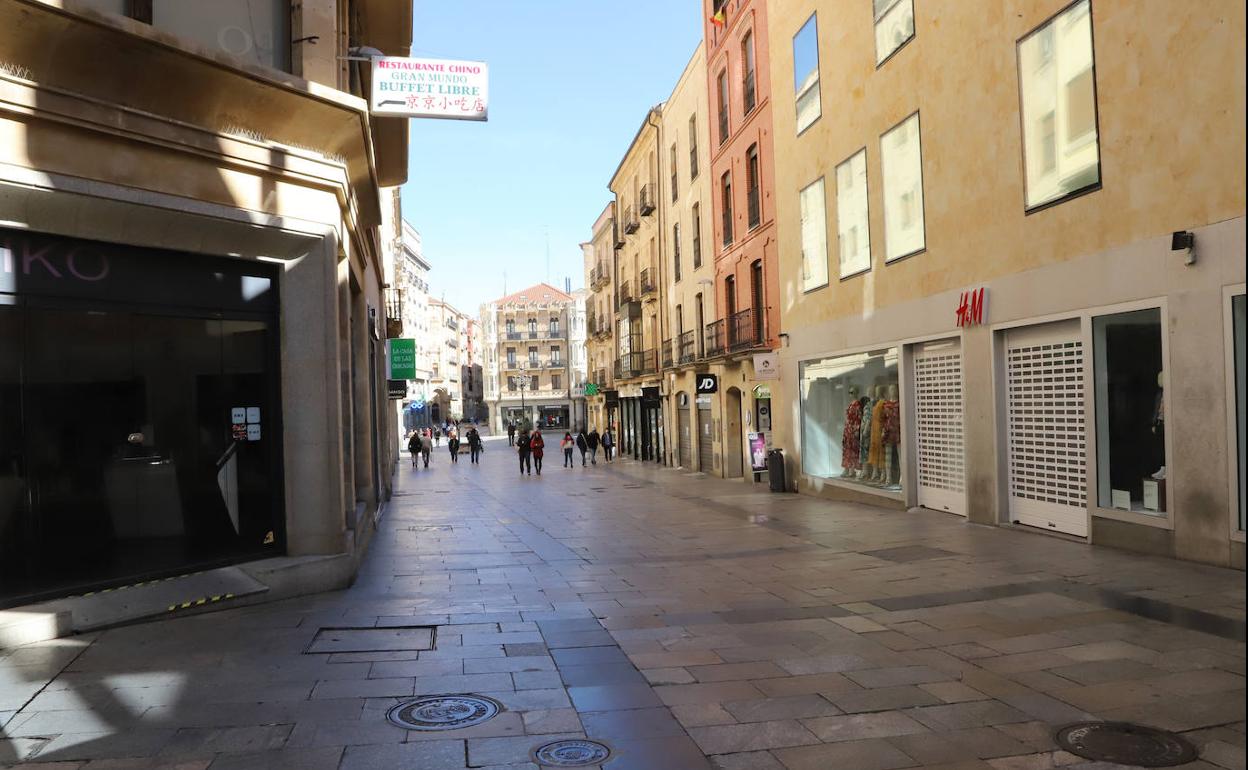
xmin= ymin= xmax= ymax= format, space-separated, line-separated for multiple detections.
xmin=1170 ymin=231 xmax=1196 ymax=266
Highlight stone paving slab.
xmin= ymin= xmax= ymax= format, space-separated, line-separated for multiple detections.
xmin=0 ymin=445 xmax=1244 ymax=768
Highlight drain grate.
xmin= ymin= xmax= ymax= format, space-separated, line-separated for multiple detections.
xmin=1054 ymin=722 xmax=1198 ymax=767
xmin=533 ymin=739 xmax=612 ymax=767
xmin=387 ymin=694 xmax=502 ymax=731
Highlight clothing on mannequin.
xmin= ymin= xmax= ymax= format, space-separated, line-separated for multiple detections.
xmin=841 ymin=390 xmax=865 ymax=473
xmin=1151 ymin=371 xmax=1166 ymax=480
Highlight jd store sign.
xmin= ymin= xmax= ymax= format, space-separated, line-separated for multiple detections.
xmin=696 ymin=373 xmax=719 ymax=395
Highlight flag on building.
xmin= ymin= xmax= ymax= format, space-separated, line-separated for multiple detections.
xmin=710 ymin=8 xmax=726 ymax=27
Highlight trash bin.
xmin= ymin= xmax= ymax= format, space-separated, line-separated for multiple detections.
xmin=767 ymin=448 xmax=787 ymax=492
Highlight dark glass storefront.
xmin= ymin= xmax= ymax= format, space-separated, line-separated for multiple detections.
xmin=618 ymin=389 xmax=665 ymax=463
xmin=1 ymin=228 xmax=283 ymax=607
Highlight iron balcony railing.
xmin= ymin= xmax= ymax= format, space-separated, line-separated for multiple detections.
xmin=743 ymin=69 xmax=757 ymax=114
xmin=547 ymin=360 xmax=564 ymax=369
xmin=612 ymin=220 xmax=625 ymax=249
xmin=639 ymin=183 xmax=656 ymax=216
xmin=595 ymin=368 xmax=607 ymax=387
xmin=506 ymin=331 xmax=522 ymax=340
xmin=615 ymin=352 xmax=643 ymax=380
xmin=705 ymin=319 xmax=726 ymax=358
xmin=384 ymin=287 xmax=403 ymax=338
xmin=661 ymin=339 xmax=674 ymax=369
xmin=640 ymin=268 xmax=657 ymax=297
xmin=640 ymin=349 xmax=658 ymax=375
xmin=618 ymin=281 xmax=635 ymax=305
xmin=677 ymin=330 xmax=697 ymax=364
xmin=728 ymin=307 xmax=766 ymax=352
xmin=622 ymin=206 xmax=639 ymax=234
xmin=747 ymin=186 xmax=761 ymax=230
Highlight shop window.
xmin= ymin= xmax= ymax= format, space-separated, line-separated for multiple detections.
xmin=881 ymin=112 xmax=925 ymax=262
xmin=792 ymin=14 xmax=821 ymax=133
xmin=153 ymin=0 xmax=291 ymax=72
xmin=799 ymin=348 xmax=901 ymax=491
xmin=1233 ymin=294 xmax=1246 ymax=531
xmin=1018 ymin=0 xmax=1100 ymax=210
xmin=1093 ymin=308 xmax=1166 ymax=515
xmin=874 ymin=0 xmax=915 ymax=65
xmin=836 ymin=149 xmax=871 ymax=278
xmin=799 ymin=177 xmax=829 ymax=291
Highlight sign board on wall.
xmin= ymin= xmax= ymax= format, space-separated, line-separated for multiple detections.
xmin=748 ymin=432 xmax=769 ymax=473
xmin=752 ymin=353 xmax=779 ymax=380
xmin=388 ymin=338 xmax=416 ymax=380
xmin=371 ymin=57 xmax=489 ymax=121
xmin=956 ymin=287 xmax=987 ymax=327
xmin=696 ymin=374 xmax=719 ymax=394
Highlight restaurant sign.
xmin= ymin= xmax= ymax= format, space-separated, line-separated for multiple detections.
xmin=370 ymin=57 xmax=489 ymax=121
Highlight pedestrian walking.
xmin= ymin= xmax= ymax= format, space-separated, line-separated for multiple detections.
xmin=531 ymin=429 xmax=546 ymax=476
xmin=516 ymin=429 xmax=532 ymax=475
xmin=602 ymin=427 xmax=615 ymax=462
xmin=407 ymin=431 xmax=422 ymax=467
xmin=587 ymin=428 xmax=601 ymax=465
xmin=467 ymin=427 xmax=482 ymax=464
xmin=433 ymin=426 xmax=441 ymax=447
xmin=447 ymin=431 xmax=460 ymax=462
xmin=420 ymin=428 xmax=432 ymax=468
xmin=507 ymin=422 xmax=516 ymax=447
xmin=561 ymin=432 xmax=575 ymax=468
xmin=575 ymin=430 xmax=589 ymax=467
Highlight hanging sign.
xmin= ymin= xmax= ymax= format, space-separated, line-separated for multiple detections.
xmin=956 ymin=287 xmax=987 ymax=327
xmin=696 ymin=374 xmax=719 ymax=394
xmin=387 ymin=380 xmax=407 ymax=399
xmin=388 ymin=338 xmax=416 ymax=380
xmin=371 ymin=57 xmax=489 ymax=121
xmin=752 ymin=353 xmax=779 ymax=380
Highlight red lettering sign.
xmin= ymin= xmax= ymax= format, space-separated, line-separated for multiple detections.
xmin=956 ymin=287 xmax=986 ymax=327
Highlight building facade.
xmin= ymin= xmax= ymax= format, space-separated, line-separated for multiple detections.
xmin=393 ymin=218 xmax=434 ymax=433
xmin=481 ymin=284 xmax=582 ymax=433
xmin=658 ymin=43 xmax=721 ymax=475
xmin=585 ymin=205 xmax=619 ymax=433
xmin=428 ymin=299 xmax=476 ymax=425
xmin=0 ymin=0 xmax=411 ymax=608
xmin=767 ymin=0 xmax=1246 ymax=568
xmin=609 ymin=109 xmax=668 ymax=463
xmin=702 ymin=0 xmax=781 ymax=481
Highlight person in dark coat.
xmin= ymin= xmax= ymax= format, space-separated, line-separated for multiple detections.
xmin=407 ymin=432 xmax=422 ymax=467
xmin=507 ymin=422 xmax=516 ymax=447
xmin=447 ymin=431 xmax=460 ymax=462
xmin=516 ymin=429 xmax=532 ymax=475
xmin=467 ymin=427 xmax=482 ymax=464
xmin=586 ymin=428 xmax=601 ymax=465
xmin=602 ymin=427 xmax=615 ymax=462
xmin=530 ymin=429 xmax=546 ymax=476
xmin=575 ymin=430 xmax=589 ymax=467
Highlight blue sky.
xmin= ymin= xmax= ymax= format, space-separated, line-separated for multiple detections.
xmin=400 ymin=2 xmax=703 ymax=313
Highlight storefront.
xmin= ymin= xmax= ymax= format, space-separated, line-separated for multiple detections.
xmin=618 ymin=387 xmax=665 ymax=462
xmin=1 ymin=227 xmax=283 ymax=605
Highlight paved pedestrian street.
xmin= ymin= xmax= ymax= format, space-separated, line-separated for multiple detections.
xmin=2 ymin=440 xmax=1244 ymax=769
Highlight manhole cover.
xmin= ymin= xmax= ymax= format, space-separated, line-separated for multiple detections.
xmin=387 ymin=694 xmax=502 ymax=731
xmin=533 ymin=739 xmax=611 ymax=767
xmin=1054 ymin=722 xmax=1198 ymax=767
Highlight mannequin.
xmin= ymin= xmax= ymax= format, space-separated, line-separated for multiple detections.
xmin=858 ymin=386 xmax=876 ymax=478
xmin=1151 ymin=371 xmax=1166 ymax=480
xmin=881 ymin=384 xmax=901 ymax=485
xmin=841 ymin=386 xmax=865 ymax=476
xmin=866 ymin=385 xmax=890 ymax=482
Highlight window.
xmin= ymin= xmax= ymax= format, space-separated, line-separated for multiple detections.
xmin=506 ymin=348 xmax=516 ymax=366
xmin=717 ymin=69 xmax=730 ymax=144
xmin=689 ymin=115 xmax=700 ymax=180
xmin=551 ymin=346 xmax=562 ymax=364
xmin=530 ymin=375 xmax=540 ymax=390
xmin=792 ymin=14 xmax=821 ymax=133
xmin=742 ymin=30 xmax=757 ymax=114
xmin=505 ymin=319 xmax=515 ymax=334
xmin=550 ymin=318 xmax=560 ymax=336
xmin=692 ymin=203 xmax=703 ymax=269
xmin=746 ymin=144 xmax=762 ymax=230
xmin=1018 ymin=0 xmax=1100 ymax=209
xmin=873 ymin=0 xmax=915 ymax=65
xmin=673 ymin=223 xmax=683 ymax=283
xmin=799 ymin=348 xmax=901 ymax=490
xmin=552 ymin=374 xmax=561 ymax=390
xmin=528 ymin=347 xmax=539 ymax=365
xmin=799 ymin=178 xmax=829 ymax=291
xmin=836 ymin=149 xmax=871 ymax=277
xmin=720 ymin=172 xmax=734 ymax=247
xmin=670 ymin=144 xmax=679 ymax=203
xmin=527 ymin=318 xmax=537 ymax=336
xmin=1093 ymin=308 xmax=1166 ymax=516
xmin=881 ymin=112 xmax=926 ymax=261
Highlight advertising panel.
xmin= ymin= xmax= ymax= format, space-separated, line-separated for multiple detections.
xmin=371 ymin=57 xmax=489 ymax=121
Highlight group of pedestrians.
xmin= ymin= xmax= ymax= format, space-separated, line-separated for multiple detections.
xmin=406 ymin=424 xmax=483 ymax=468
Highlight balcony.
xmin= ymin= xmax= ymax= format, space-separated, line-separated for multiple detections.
xmin=677 ymin=330 xmax=697 ymax=364
xmin=547 ymin=360 xmax=565 ymax=369
xmin=639 ymin=268 xmax=657 ymax=298
xmin=705 ymin=319 xmax=726 ymax=358
xmin=661 ymin=339 xmax=674 ymax=369
xmin=612 ymin=220 xmax=625 ymax=249
xmin=595 ymin=368 xmax=608 ymax=387
xmin=384 ymin=287 xmax=403 ymax=338
xmin=505 ymin=331 xmax=522 ymax=340
xmin=622 ymin=206 xmax=640 ymax=234
xmin=743 ymin=69 xmax=757 ymax=114
xmin=640 ymin=349 xmax=658 ymax=375
xmin=639 ymin=183 xmax=656 ymax=216
xmin=590 ymin=264 xmax=610 ymax=290
xmin=618 ymin=281 xmax=635 ymax=305
xmin=615 ymin=353 xmax=642 ymax=380
xmin=728 ymin=307 xmax=766 ymax=352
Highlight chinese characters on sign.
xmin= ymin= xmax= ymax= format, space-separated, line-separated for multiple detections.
xmin=370 ymin=57 xmax=489 ymax=122
xmin=956 ymin=287 xmax=987 ymax=327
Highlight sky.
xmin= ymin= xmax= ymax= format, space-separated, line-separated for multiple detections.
xmin=400 ymin=1 xmax=703 ymax=314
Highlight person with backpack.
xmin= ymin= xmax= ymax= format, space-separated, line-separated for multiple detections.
xmin=586 ymin=428 xmax=601 ymax=466
xmin=447 ymin=430 xmax=460 ymax=463
xmin=561 ymin=432 xmax=575 ymax=468
xmin=516 ymin=429 xmax=532 ymax=475
xmin=467 ymin=427 xmax=482 ymax=464
xmin=530 ymin=429 xmax=546 ymax=476
xmin=602 ymin=427 xmax=615 ymax=463
xmin=407 ymin=431 xmax=422 ymax=468
xmin=575 ymin=430 xmax=589 ymax=467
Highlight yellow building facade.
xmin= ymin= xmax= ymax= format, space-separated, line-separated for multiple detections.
xmin=766 ymin=0 xmax=1246 ymax=567
xmin=584 ymin=204 xmax=617 ymax=433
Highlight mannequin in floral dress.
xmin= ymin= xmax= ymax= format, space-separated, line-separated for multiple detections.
xmin=841 ymin=387 xmax=865 ymax=475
